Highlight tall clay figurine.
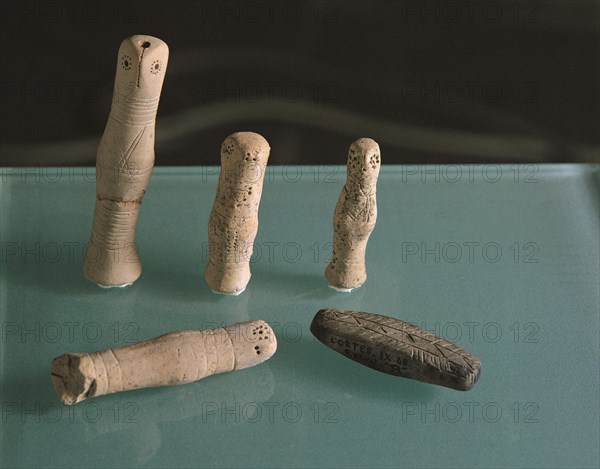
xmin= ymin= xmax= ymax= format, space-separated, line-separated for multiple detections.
xmin=84 ymin=35 xmax=169 ymax=287
xmin=205 ymin=132 xmax=271 ymax=295
xmin=326 ymin=138 xmax=381 ymax=291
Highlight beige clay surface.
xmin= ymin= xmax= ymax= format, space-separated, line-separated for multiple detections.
xmin=205 ymin=132 xmax=271 ymax=295
xmin=326 ymin=138 xmax=381 ymax=291
xmin=51 ymin=320 xmax=277 ymax=405
xmin=84 ymin=35 xmax=169 ymax=287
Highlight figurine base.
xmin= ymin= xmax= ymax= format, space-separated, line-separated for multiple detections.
xmin=211 ymin=287 xmax=246 ymax=296
xmin=97 ymin=282 xmax=133 ymax=289
xmin=328 ymin=284 xmax=361 ymax=293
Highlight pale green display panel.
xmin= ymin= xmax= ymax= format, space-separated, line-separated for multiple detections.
xmin=1 ymin=165 xmax=598 ymax=468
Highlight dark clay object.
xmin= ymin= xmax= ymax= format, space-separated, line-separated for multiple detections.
xmin=310 ymin=308 xmax=481 ymax=391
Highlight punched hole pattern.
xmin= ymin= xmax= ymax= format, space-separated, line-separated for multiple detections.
xmin=121 ymin=55 xmax=132 ymax=70
xmin=150 ymin=60 xmax=162 ymax=74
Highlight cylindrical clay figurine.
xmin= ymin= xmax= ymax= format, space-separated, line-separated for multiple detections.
xmin=205 ymin=132 xmax=271 ymax=295
xmin=51 ymin=320 xmax=277 ymax=405
xmin=326 ymin=138 xmax=381 ymax=291
xmin=84 ymin=35 xmax=169 ymax=287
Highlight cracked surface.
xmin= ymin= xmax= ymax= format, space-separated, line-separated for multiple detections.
xmin=50 ymin=353 xmax=97 ymax=405
xmin=97 ymin=195 xmax=143 ymax=205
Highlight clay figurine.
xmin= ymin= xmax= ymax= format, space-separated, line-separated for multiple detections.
xmin=205 ymin=132 xmax=270 ymax=295
xmin=326 ymin=138 xmax=380 ymax=291
xmin=84 ymin=35 xmax=168 ymax=287
xmin=51 ymin=320 xmax=277 ymax=405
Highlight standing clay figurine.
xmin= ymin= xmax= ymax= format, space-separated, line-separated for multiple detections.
xmin=205 ymin=132 xmax=270 ymax=295
xmin=311 ymin=309 xmax=481 ymax=391
xmin=51 ymin=320 xmax=277 ymax=405
xmin=326 ymin=138 xmax=380 ymax=291
xmin=84 ymin=35 xmax=169 ymax=287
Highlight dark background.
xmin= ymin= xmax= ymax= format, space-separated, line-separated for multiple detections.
xmin=0 ymin=0 xmax=598 ymax=166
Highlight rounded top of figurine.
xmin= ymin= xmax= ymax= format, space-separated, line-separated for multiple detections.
xmin=114 ymin=35 xmax=169 ymax=100
xmin=220 ymin=132 xmax=271 ymax=172
xmin=225 ymin=320 xmax=277 ymax=370
xmin=347 ymin=138 xmax=381 ymax=185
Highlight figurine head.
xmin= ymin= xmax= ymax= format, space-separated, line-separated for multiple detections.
xmin=220 ymin=132 xmax=270 ymax=186
xmin=346 ymin=138 xmax=381 ymax=187
xmin=114 ymin=35 xmax=169 ymax=101
xmin=226 ymin=320 xmax=277 ymax=370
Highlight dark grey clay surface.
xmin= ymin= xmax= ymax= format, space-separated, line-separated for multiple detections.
xmin=311 ymin=308 xmax=481 ymax=391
